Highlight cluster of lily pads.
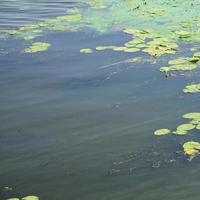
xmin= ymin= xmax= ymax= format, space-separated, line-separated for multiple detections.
xmin=154 ymin=113 xmax=200 ymax=159
xmin=160 ymin=52 xmax=200 ymax=74
xmin=1 ymin=0 xmax=200 ymax=163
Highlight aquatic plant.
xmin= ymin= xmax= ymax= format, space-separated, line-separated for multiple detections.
xmin=25 ymin=42 xmax=51 ymax=53
xmin=183 ymin=141 xmax=200 ymax=159
xmin=154 ymin=129 xmax=171 ymax=136
xmin=183 ymin=83 xmax=200 ymax=93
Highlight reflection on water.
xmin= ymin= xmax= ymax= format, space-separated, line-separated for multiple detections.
xmin=1 ymin=1 xmax=200 ymax=200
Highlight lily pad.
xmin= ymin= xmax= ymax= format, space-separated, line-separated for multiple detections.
xmin=177 ymin=123 xmax=195 ymax=131
xmin=183 ymin=83 xmax=200 ymax=93
xmin=168 ymin=57 xmax=187 ymax=65
xmin=183 ymin=141 xmax=200 ymax=158
xmin=22 ymin=196 xmax=39 ymax=200
xmin=154 ymin=128 xmax=171 ymax=136
xmin=182 ymin=113 xmax=200 ymax=119
xmin=80 ymin=48 xmax=93 ymax=53
xmin=173 ymin=130 xmax=187 ymax=135
xmin=7 ymin=198 xmax=20 ymax=200
xmin=160 ymin=64 xmax=197 ymax=73
xmin=25 ymin=42 xmax=51 ymax=53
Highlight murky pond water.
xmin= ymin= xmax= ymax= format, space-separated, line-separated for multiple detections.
xmin=1 ymin=1 xmax=200 ymax=200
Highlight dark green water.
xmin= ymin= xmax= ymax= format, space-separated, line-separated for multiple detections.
xmin=1 ymin=1 xmax=200 ymax=200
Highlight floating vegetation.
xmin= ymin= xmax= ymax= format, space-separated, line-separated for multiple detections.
xmin=22 ymin=196 xmax=39 ymax=200
xmin=183 ymin=83 xmax=200 ymax=93
xmin=160 ymin=64 xmax=197 ymax=74
xmin=182 ymin=112 xmax=200 ymax=119
xmin=80 ymin=48 xmax=93 ymax=53
xmin=174 ymin=123 xmax=196 ymax=135
xmin=183 ymin=141 xmax=200 ymax=160
xmin=154 ymin=112 xmax=200 ymax=159
xmin=7 ymin=196 xmax=39 ymax=200
xmin=154 ymin=129 xmax=171 ymax=136
xmin=24 ymin=42 xmax=51 ymax=53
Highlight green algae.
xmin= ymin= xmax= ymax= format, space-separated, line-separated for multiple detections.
xmin=154 ymin=129 xmax=171 ymax=136
xmin=183 ymin=83 xmax=200 ymax=93
xmin=25 ymin=42 xmax=51 ymax=53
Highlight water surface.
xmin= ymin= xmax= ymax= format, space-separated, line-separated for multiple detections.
xmin=1 ymin=1 xmax=200 ymax=200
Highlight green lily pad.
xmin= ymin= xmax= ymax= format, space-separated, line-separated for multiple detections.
xmin=7 ymin=198 xmax=19 ymax=200
xmin=173 ymin=130 xmax=187 ymax=135
xmin=183 ymin=83 xmax=200 ymax=93
xmin=160 ymin=64 xmax=197 ymax=73
xmin=80 ymin=48 xmax=93 ymax=53
xmin=168 ymin=57 xmax=187 ymax=65
xmin=183 ymin=141 xmax=200 ymax=158
xmin=182 ymin=113 xmax=200 ymax=119
xmin=177 ymin=123 xmax=195 ymax=131
xmin=25 ymin=42 xmax=51 ymax=53
xmin=96 ymin=46 xmax=116 ymax=51
xmin=22 ymin=196 xmax=39 ymax=200
xmin=190 ymin=119 xmax=200 ymax=125
xmin=154 ymin=128 xmax=171 ymax=136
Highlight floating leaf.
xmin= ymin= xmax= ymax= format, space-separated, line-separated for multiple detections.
xmin=22 ymin=196 xmax=39 ymax=200
xmin=176 ymin=123 xmax=195 ymax=131
xmin=160 ymin=64 xmax=197 ymax=73
xmin=7 ymin=198 xmax=19 ymax=200
xmin=168 ymin=57 xmax=187 ymax=65
xmin=173 ymin=130 xmax=187 ymax=135
xmin=80 ymin=48 xmax=93 ymax=53
xmin=182 ymin=113 xmax=200 ymax=119
xmin=183 ymin=83 xmax=200 ymax=93
xmin=25 ymin=42 xmax=51 ymax=53
xmin=154 ymin=129 xmax=171 ymax=136
xmin=183 ymin=141 xmax=200 ymax=158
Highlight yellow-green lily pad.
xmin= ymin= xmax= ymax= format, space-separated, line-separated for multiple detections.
xmin=168 ymin=57 xmax=187 ymax=65
xmin=154 ymin=128 xmax=171 ymax=136
xmin=22 ymin=196 xmax=39 ymax=200
xmin=183 ymin=141 xmax=200 ymax=158
xmin=80 ymin=48 xmax=93 ymax=53
xmin=177 ymin=123 xmax=195 ymax=131
xmin=183 ymin=113 xmax=200 ymax=119
xmin=7 ymin=198 xmax=19 ymax=200
xmin=183 ymin=83 xmax=200 ymax=93
xmin=25 ymin=42 xmax=51 ymax=53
